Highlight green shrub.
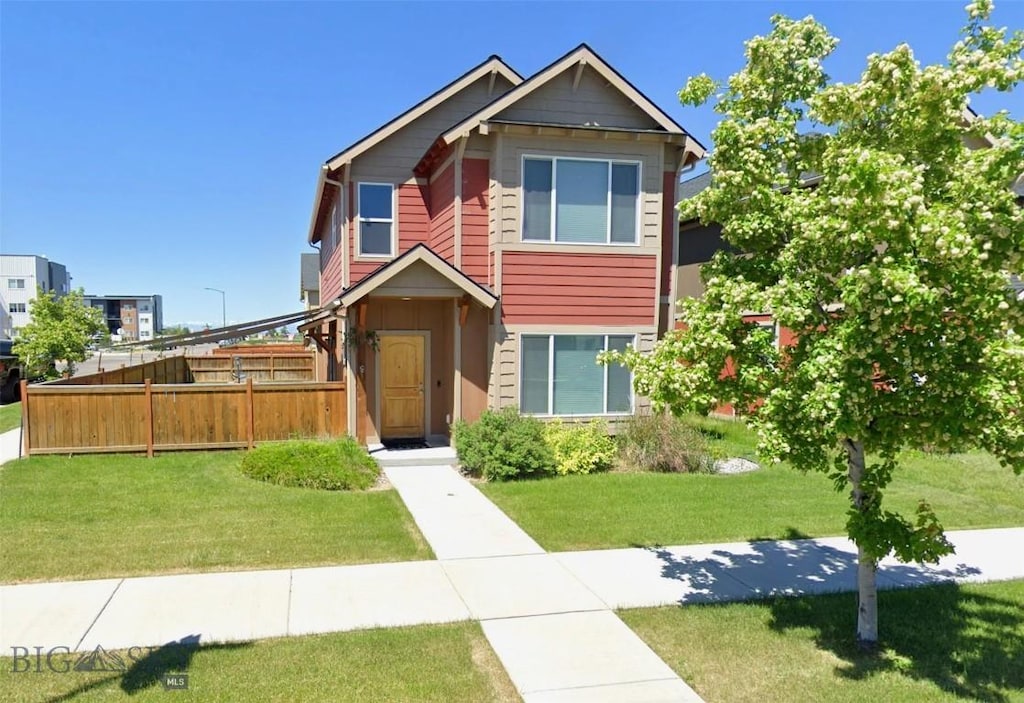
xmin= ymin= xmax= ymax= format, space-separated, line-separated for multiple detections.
xmin=543 ymin=419 xmax=617 ymax=475
xmin=453 ymin=407 xmax=554 ymax=481
xmin=240 ymin=436 xmax=379 ymax=490
xmin=618 ymin=412 xmax=715 ymax=473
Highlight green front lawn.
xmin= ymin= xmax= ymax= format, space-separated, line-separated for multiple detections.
xmin=480 ymin=420 xmax=1024 ymax=551
xmin=0 ymin=452 xmax=431 ymax=583
xmin=0 ymin=622 xmax=519 ymax=703
xmin=621 ymin=579 xmax=1024 ymax=703
xmin=0 ymin=402 xmax=20 ymax=434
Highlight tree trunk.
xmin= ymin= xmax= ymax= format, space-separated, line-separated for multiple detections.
xmin=846 ymin=438 xmax=879 ymax=649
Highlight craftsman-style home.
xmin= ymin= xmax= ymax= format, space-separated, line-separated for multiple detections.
xmin=302 ymin=44 xmax=705 ymax=444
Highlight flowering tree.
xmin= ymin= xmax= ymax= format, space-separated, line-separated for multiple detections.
xmin=605 ymin=1 xmax=1023 ymax=647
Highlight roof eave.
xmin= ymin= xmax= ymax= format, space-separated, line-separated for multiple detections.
xmin=306 ymin=165 xmax=328 ymax=245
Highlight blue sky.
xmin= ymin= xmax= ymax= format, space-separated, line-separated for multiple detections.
xmin=2 ymin=1 xmax=1021 ymax=328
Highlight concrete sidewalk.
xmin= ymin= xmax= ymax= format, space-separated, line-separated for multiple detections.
xmin=2 ymin=454 xmax=1022 ymax=701
xmin=0 ymin=426 xmax=22 ymax=466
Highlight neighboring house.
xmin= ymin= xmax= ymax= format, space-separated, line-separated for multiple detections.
xmin=0 ymin=255 xmax=72 ymax=339
xmin=299 ymin=253 xmax=320 ymax=310
xmin=302 ymin=44 xmax=706 ymax=444
xmin=83 ymin=294 xmax=164 ymax=342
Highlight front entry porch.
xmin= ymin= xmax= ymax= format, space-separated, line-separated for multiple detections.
xmin=315 ymin=244 xmax=498 ymax=446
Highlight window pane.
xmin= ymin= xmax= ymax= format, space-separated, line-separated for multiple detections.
xmin=610 ymin=164 xmax=639 ymax=243
xmin=556 ymin=160 xmax=608 ymax=243
xmin=606 ymin=335 xmax=633 ymax=412
xmin=553 ymin=335 xmax=604 ymax=414
xmin=360 ymin=221 xmax=392 ymax=255
xmin=523 ymin=159 xmax=552 ymax=241
xmin=359 ymin=184 xmax=392 ymax=220
xmin=521 ymin=336 xmax=550 ymax=413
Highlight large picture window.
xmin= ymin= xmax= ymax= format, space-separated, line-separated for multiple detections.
xmin=522 ymin=157 xmax=639 ymax=244
xmin=358 ymin=183 xmax=394 ymax=256
xmin=520 ymin=334 xmax=634 ymax=415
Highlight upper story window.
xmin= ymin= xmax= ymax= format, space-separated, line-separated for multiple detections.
xmin=331 ymin=194 xmax=343 ymax=251
xmin=9 ymin=303 xmax=27 ymax=313
xmin=358 ymin=183 xmax=394 ymax=257
xmin=7 ymin=279 xmax=25 ymax=289
xmin=522 ymin=157 xmax=640 ymax=244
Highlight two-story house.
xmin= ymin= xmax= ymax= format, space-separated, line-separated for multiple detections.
xmin=302 ymin=44 xmax=705 ymax=445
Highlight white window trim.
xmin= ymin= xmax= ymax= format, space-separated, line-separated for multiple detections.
xmin=519 ymin=333 xmax=636 ymax=417
xmin=356 ymin=182 xmax=396 ymax=258
xmin=520 ymin=154 xmax=642 ymax=246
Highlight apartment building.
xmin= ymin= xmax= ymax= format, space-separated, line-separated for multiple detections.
xmin=83 ymin=294 xmax=164 ymax=342
xmin=0 ymin=255 xmax=72 ymax=339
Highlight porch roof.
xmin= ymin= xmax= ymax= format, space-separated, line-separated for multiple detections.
xmin=338 ymin=244 xmax=498 ymax=309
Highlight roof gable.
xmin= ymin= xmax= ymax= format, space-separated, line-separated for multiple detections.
xmin=493 ymin=63 xmax=663 ymax=130
xmin=326 ymin=56 xmax=522 ymax=171
xmin=339 ymin=244 xmax=497 ymax=309
xmin=438 ymin=44 xmax=693 ymax=146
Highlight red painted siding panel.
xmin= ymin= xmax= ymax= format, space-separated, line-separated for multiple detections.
xmin=398 ymin=182 xmax=430 ymax=250
xmin=661 ymin=171 xmax=675 ymax=296
xmin=321 ymin=245 xmax=343 ymax=303
xmin=429 ymin=163 xmax=455 ymax=264
xmin=462 ymin=158 xmax=489 ymax=284
xmin=501 ymin=252 xmax=657 ymax=325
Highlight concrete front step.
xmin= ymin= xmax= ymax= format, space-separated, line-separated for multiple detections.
xmin=371 ymin=446 xmax=458 ymax=468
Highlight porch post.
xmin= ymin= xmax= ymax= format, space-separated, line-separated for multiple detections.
xmin=453 ymin=299 xmax=462 ymax=425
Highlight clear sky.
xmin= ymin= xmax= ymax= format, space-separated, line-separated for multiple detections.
xmin=2 ymin=1 xmax=1021 ymax=329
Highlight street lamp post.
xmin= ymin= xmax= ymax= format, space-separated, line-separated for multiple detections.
xmin=204 ymin=287 xmax=226 ymax=329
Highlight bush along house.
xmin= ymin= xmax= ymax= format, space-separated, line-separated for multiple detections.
xmin=302 ymin=44 xmax=706 ymax=445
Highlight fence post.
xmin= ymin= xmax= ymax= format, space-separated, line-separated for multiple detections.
xmin=246 ymin=377 xmax=255 ymax=450
xmin=144 ymin=379 xmax=154 ymax=458
xmin=20 ymin=380 xmax=29 ymax=456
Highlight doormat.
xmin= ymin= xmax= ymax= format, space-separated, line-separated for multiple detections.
xmin=381 ymin=438 xmax=429 ymax=450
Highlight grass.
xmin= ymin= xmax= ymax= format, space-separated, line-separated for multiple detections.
xmin=0 ymin=402 xmax=20 ymax=433
xmin=480 ymin=417 xmax=1024 ymax=551
xmin=0 ymin=622 xmax=519 ymax=703
xmin=621 ymin=579 xmax=1024 ymax=703
xmin=0 ymin=451 xmax=432 ymax=583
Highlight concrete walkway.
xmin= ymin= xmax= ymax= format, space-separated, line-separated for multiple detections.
xmin=0 ymin=426 xmax=22 ymax=466
xmin=2 ymin=454 xmax=1022 ymax=701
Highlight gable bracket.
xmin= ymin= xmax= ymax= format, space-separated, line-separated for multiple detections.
xmin=459 ymin=294 xmax=471 ymax=327
xmin=488 ymin=69 xmax=498 ymax=96
xmin=572 ymin=58 xmax=587 ymax=93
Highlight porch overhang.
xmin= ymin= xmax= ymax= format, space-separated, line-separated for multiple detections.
xmin=338 ymin=244 xmax=498 ymax=309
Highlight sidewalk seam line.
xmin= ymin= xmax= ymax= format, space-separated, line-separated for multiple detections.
xmin=524 ymin=675 xmax=686 ymax=695
xmin=74 ymin=578 xmax=124 ymax=651
xmin=286 ymin=570 xmax=294 ymax=636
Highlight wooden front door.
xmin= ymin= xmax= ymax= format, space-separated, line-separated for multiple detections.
xmin=380 ymin=335 xmax=425 ymax=439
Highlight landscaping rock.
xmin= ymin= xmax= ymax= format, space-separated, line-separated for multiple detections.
xmin=714 ymin=457 xmax=760 ymax=474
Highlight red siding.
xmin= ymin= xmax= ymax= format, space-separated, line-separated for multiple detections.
xmin=461 ymin=158 xmax=489 ymax=285
xmin=399 ymin=182 xmax=430 ymax=250
xmin=429 ymin=163 xmax=455 ymax=264
xmin=661 ymin=171 xmax=675 ymax=297
xmin=321 ymin=244 xmax=343 ymax=303
xmin=501 ymin=252 xmax=657 ymax=325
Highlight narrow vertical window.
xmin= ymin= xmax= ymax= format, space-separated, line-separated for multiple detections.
xmin=523 ymin=159 xmax=553 ymax=241
xmin=358 ymin=183 xmax=394 ymax=256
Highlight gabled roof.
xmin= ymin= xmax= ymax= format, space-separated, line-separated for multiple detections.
xmin=325 ymin=55 xmax=522 ymax=171
xmin=339 ymin=244 xmax=498 ymax=309
xmin=434 ymin=43 xmax=706 ymax=151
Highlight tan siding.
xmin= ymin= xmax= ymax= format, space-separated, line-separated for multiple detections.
xmin=349 ymin=76 xmax=516 ymax=183
xmin=497 ymin=135 xmax=664 ymax=251
xmin=494 ymin=65 xmax=662 ymax=130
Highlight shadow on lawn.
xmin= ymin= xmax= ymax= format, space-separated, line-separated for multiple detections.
xmin=43 ymin=635 xmax=252 ymax=702
xmin=646 ymin=532 xmax=1021 ymax=701
xmin=770 ymin=584 xmax=1024 ymax=702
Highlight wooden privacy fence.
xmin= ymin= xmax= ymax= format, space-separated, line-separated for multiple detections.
xmin=20 ymin=379 xmax=347 ymax=456
xmin=186 ymin=354 xmax=315 ymax=383
xmin=50 ymin=356 xmax=191 ymax=385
